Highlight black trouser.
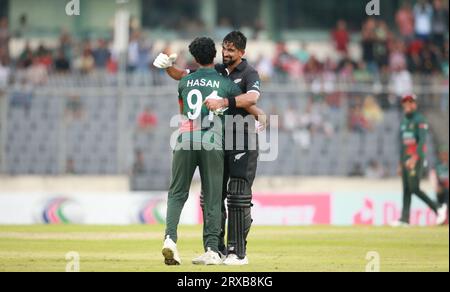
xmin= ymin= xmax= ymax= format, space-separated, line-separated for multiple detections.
xmin=222 ymin=149 xmax=258 ymax=257
xmin=201 ymin=148 xmax=258 ymax=257
xmin=401 ymin=161 xmax=439 ymax=223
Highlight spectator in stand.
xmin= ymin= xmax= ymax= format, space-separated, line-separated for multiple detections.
xmin=414 ymin=0 xmax=434 ymax=41
xmin=293 ymin=43 xmax=310 ymax=65
xmin=332 ymin=20 xmax=350 ymax=55
xmin=373 ymin=20 xmax=390 ymax=73
xmin=92 ymin=39 xmax=111 ymax=69
xmin=17 ymin=42 xmax=33 ymax=69
xmin=337 ymin=52 xmax=357 ymax=80
xmin=431 ymin=0 xmax=449 ymax=50
xmin=420 ymin=43 xmax=441 ymax=74
xmin=396 ymin=1 xmax=415 ymax=42
xmin=137 ymin=107 xmax=158 ymax=132
xmin=36 ymin=44 xmax=53 ymax=70
xmin=136 ymin=38 xmax=152 ymax=73
xmin=128 ymin=31 xmax=140 ymax=72
xmin=75 ymin=44 xmax=95 ymax=74
xmin=273 ymin=42 xmax=297 ymax=80
xmin=362 ymin=95 xmax=384 ymax=128
xmin=54 ymin=49 xmax=71 ymax=73
xmin=303 ymin=55 xmax=323 ymax=80
xmin=26 ymin=57 xmax=48 ymax=85
xmin=59 ymin=29 xmax=73 ymax=61
xmin=361 ymin=18 xmax=378 ymax=74
xmin=407 ymin=39 xmax=426 ymax=72
xmin=389 ymin=40 xmax=408 ymax=72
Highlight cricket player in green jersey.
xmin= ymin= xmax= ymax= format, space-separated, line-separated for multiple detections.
xmin=162 ymin=37 xmax=242 ymax=266
xmin=391 ymin=94 xmax=448 ymax=227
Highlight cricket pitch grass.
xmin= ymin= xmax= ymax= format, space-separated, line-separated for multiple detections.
xmin=0 ymin=225 xmax=448 ymax=272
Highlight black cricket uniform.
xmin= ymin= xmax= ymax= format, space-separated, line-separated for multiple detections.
xmin=196 ymin=59 xmax=261 ymax=258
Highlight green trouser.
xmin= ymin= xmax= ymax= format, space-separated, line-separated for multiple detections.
xmin=401 ymin=161 xmax=438 ymax=223
xmin=165 ymin=141 xmax=224 ymax=253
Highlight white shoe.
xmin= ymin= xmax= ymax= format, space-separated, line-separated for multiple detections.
xmin=223 ymin=254 xmax=249 ymax=266
xmin=162 ymin=236 xmax=181 ymax=266
xmin=389 ymin=220 xmax=410 ymax=227
xmin=192 ymin=253 xmax=207 ymax=265
xmin=193 ymin=248 xmax=223 ymax=265
xmin=436 ymin=204 xmax=448 ymax=226
xmin=193 ymin=250 xmax=226 ymax=265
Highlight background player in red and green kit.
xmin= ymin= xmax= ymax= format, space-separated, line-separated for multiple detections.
xmin=162 ymin=37 xmax=242 ymax=266
xmin=392 ymin=94 xmax=448 ymax=226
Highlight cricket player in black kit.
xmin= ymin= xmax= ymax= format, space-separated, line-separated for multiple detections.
xmin=154 ymin=31 xmax=264 ymax=265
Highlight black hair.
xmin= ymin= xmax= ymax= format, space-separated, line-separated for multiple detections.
xmin=188 ymin=37 xmax=217 ymax=66
xmin=223 ymin=31 xmax=247 ymax=51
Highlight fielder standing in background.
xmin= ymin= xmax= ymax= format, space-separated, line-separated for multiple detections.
xmin=391 ymin=94 xmax=448 ymax=227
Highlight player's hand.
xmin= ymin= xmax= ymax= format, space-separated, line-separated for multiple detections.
xmin=405 ymin=158 xmax=417 ymax=171
xmin=204 ymin=98 xmax=226 ymax=111
xmin=256 ymin=114 xmax=268 ymax=133
xmin=153 ymin=53 xmax=178 ymax=69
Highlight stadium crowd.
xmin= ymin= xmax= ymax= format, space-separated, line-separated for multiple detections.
xmin=0 ymin=0 xmax=448 ymax=89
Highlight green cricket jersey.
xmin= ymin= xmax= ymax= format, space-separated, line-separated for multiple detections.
xmin=177 ymin=67 xmax=242 ymax=148
xmin=400 ymin=111 xmax=429 ymax=163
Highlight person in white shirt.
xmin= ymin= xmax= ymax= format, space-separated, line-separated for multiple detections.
xmin=414 ymin=0 xmax=434 ymax=41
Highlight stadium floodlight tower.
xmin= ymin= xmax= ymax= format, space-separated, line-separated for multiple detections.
xmin=114 ymin=0 xmax=131 ymax=174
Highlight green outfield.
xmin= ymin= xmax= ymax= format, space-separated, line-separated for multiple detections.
xmin=0 ymin=225 xmax=448 ymax=272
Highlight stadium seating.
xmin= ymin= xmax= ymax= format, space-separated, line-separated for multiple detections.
xmin=2 ymin=78 xmax=439 ymax=188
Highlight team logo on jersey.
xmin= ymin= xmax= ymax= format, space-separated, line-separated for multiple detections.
xmin=234 ymin=79 xmax=242 ymax=84
xmin=252 ymin=81 xmax=260 ymax=90
xmin=234 ymin=153 xmax=246 ymax=162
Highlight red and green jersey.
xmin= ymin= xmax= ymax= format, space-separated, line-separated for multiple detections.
xmin=400 ymin=111 xmax=428 ymax=163
xmin=177 ymin=67 xmax=242 ymax=147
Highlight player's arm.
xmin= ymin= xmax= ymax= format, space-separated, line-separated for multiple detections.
xmin=153 ymin=53 xmax=188 ymax=81
xmin=204 ymin=92 xmax=259 ymax=110
xmin=205 ymin=70 xmax=261 ymax=111
xmin=246 ymin=105 xmax=268 ymax=131
xmin=167 ymin=66 xmax=189 ymax=81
